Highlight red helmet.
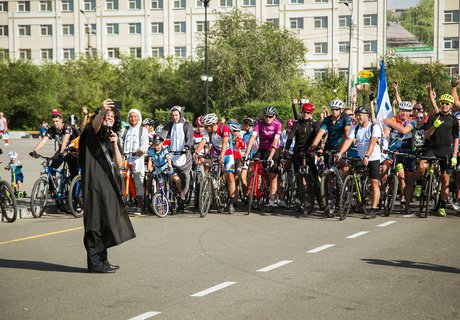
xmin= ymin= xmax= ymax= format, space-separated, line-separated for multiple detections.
xmin=301 ymin=102 xmax=315 ymax=113
xmin=195 ymin=116 xmax=204 ymax=127
xmin=286 ymin=119 xmax=295 ymax=128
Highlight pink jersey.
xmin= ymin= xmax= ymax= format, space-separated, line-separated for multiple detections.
xmin=253 ymin=119 xmax=282 ymax=150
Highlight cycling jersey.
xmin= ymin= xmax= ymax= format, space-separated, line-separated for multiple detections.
xmin=348 ymin=122 xmax=382 ymax=161
xmin=387 ymin=116 xmax=416 ymax=151
xmin=148 ymin=147 xmax=170 ymax=174
xmin=233 ymin=136 xmax=246 ymax=160
xmin=321 ymin=114 xmax=351 ymax=151
xmin=202 ymin=123 xmax=233 ymax=156
xmin=425 ymin=112 xmax=459 ymax=156
xmin=243 ymin=130 xmax=257 ymax=157
xmin=193 ymin=131 xmax=203 ymax=145
xmin=252 ymin=119 xmax=282 ymax=151
xmin=286 ymin=118 xmax=320 ymax=152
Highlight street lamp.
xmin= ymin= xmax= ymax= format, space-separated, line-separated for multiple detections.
xmin=343 ymin=1 xmax=354 ymax=108
xmin=200 ymin=0 xmax=211 ymax=114
xmin=80 ymin=10 xmax=91 ymax=54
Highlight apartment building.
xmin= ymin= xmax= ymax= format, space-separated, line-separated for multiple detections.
xmin=0 ymin=0 xmax=458 ymax=79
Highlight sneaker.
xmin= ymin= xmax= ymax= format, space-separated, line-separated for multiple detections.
xmin=438 ymin=207 xmax=446 ymax=217
xmin=278 ymin=201 xmax=286 ymax=208
xmin=400 ymin=199 xmax=406 ymax=208
xmin=363 ymin=209 xmax=376 ymax=219
xmin=414 ymin=185 xmax=421 ymax=198
xmin=454 ymin=201 xmax=460 ymax=212
xmin=267 ymin=205 xmax=274 ymax=213
xmin=228 ymin=203 xmax=235 ymax=214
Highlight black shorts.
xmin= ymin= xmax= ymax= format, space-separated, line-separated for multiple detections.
xmin=423 ymin=149 xmax=451 ymax=174
xmin=367 ymin=160 xmax=380 ymax=180
xmin=253 ymin=148 xmax=280 ymax=174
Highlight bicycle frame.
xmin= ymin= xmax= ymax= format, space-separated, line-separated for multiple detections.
xmin=40 ymin=159 xmax=69 ymax=201
xmin=120 ymin=156 xmax=137 ymax=204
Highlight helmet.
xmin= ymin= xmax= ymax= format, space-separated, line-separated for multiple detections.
xmin=262 ymin=106 xmax=277 ymax=116
xmin=8 ymin=151 xmax=17 ymax=160
xmin=195 ymin=116 xmax=204 ymax=127
xmin=301 ymin=102 xmax=315 ymax=113
xmin=439 ymin=94 xmax=455 ymax=105
xmin=355 ymin=107 xmax=371 ymax=115
xmin=227 ymin=121 xmax=242 ymax=132
xmin=286 ymin=119 xmax=295 ymax=128
xmin=398 ymin=101 xmax=413 ymax=111
xmin=202 ymin=113 xmax=218 ymax=126
xmin=67 ymin=114 xmax=78 ymax=125
xmin=329 ymin=99 xmax=345 ymax=109
xmin=155 ymin=125 xmax=164 ymax=134
xmin=243 ymin=117 xmax=255 ymax=126
xmin=453 ymin=111 xmax=460 ymax=120
xmin=150 ymin=135 xmax=164 ymax=145
xmin=142 ymin=118 xmax=155 ymax=126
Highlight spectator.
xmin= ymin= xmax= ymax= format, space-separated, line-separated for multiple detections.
xmin=39 ymin=120 xmax=49 ymax=138
xmin=0 ymin=112 xmax=9 ymax=146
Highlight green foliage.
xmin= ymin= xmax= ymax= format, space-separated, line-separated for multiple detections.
xmin=152 ymin=109 xmax=194 ymax=127
xmin=398 ymin=0 xmax=434 ymax=47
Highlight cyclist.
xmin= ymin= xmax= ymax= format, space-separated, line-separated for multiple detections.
xmin=335 ymin=107 xmax=382 ymax=219
xmin=195 ymin=113 xmax=237 ymax=214
xmin=419 ymin=94 xmax=459 ymax=217
xmin=241 ymin=118 xmax=256 ymax=201
xmin=5 ymin=151 xmax=24 ymax=196
xmin=243 ymin=106 xmax=282 ymax=213
xmin=142 ymin=118 xmax=156 ymax=141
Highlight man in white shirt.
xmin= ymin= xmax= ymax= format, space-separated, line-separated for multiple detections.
xmin=336 ymin=107 xmax=382 ymax=219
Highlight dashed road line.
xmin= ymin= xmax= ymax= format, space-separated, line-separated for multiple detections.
xmin=377 ymin=220 xmax=397 ymax=227
xmin=256 ymin=260 xmax=293 ymax=272
xmin=307 ymin=244 xmax=335 ymax=253
xmin=191 ymin=281 xmax=237 ymax=297
xmin=346 ymin=231 xmax=369 ymax=239
xmin=128 ymin=312 xmax=161 ymax=320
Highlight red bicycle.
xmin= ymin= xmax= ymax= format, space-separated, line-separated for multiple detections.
xmin=247 ymin=158 xmax=270 ymax=214
xmin=120 ymin=153 xmax=138 ymax=207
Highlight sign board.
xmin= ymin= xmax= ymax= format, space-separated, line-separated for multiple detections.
xmin=358 ymin=70 xmax=374 ymax=79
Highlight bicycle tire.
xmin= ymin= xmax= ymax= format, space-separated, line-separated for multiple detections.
xmin=199 ymin=177 xmax=212 ymax=217
xmin=247 ymin=171 xmax=257 ymax=215
xmin=361 ymin=176 xmax=371 ymax=215
xmin=419 ymin=174 xmax=432 ymax=218
xmin=152 ymin=192 xmax=169 ymax=218
xmin=307 ymin=171 xmax=319 ymax=213
xmin=30 ymin=177 xmax=48 ymax=218
xmin=216 ymin=174 xmax=228 ymax=213
xmin=339 ymin=175 xmax=353 ymax=220
xmin=297 ymin=173 xmax=309 ymax=214
xmin=321 ymin=170 xmax=337 ymax=218
xmin=193 ymin=170 xmax=203 ymax=209
xmin=0 ymin=180 xmax=18 ymax=223
xmin=383 ymin=174 xmax=398 ymax=217
xmin=185 ymin=170 xmax=194 ymax=205
xmin=69 ymin=175 xmax=83 ymax=218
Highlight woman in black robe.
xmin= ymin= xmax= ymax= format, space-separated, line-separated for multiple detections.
xmin=79 ymin=99 xmax=136 ymax=273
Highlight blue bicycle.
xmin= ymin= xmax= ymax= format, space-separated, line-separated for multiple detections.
xmin=151 ymin=168 xmax=179 ymax=218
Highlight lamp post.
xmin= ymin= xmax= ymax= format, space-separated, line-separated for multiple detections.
xmin=344 ymin=1 xmax=354 ymax=108
xmin=200 ymin=0 xmax=211 ymax=114
xmin=80 ymin=10 xmax=91 ymax=54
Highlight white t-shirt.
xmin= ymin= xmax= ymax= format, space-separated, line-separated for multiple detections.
xmin=348 ymin=122 xmax=381 ymax=161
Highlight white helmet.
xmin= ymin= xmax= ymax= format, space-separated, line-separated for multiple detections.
xmin=398 ymin=101 xmax=413 ymax=111
xmin=330 ymin=99 xmax=345 ymax=109
xmin=155 ymin=124 xmax=164 ymax=134
xmin=227 ymin=121 xmax=242 ymax=132
xmin=202 ymin=113 xmax=219 ymax=126
xmin=8 ymin=151 xmax=17 ymax=160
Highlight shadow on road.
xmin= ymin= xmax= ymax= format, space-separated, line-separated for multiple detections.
xmin=362 ymin=258 xmax=460 ymax=274
xmin=0 ymin=259 xmax=87 ymax=273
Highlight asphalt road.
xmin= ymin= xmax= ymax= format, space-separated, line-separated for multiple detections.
xmin=0 ymin=139 xmax=459 ymax=320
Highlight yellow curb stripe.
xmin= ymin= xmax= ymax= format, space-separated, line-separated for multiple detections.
xmin=0 ymin=226 xmax=83 ymax=245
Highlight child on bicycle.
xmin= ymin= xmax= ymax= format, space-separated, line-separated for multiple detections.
xmin=5 ymin=151 xmax=24 ymax=196
xmin=147 ymin=136 xmax=183 ymax=197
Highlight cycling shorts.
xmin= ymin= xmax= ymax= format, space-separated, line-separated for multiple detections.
xmin=223 ymin=154 xmax=235 ymax=173
xmin=253 ymin=148 xmax=280 ymax=174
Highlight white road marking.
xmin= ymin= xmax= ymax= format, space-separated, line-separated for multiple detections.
xmin=191 ymin=281 xmax=237 ymax=297
xmin=402 ymin=214 xmax=414 ymax=218
xmin=377 ymin=220 xmax=397 ymax=227
xmin=128 ymin=311 xmax=161 ymax=320
xmin=307 ymin=244 xmax=335 ymax=253
xmin=346 ymin=231 xmax=369 ymax=239
xmin=257 ymin=260 xmax=293 ymax=272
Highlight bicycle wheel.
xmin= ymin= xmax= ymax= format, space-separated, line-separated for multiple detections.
xmin=152 ymin=192 xmax=169 ymax=218
xmin=216 ymin=175 xmax=228 ymax=213
xmin=383 ymin=174 xmax=398 ymax=217
xmin=247 ymin=171 xmax=257 ymax=215
xmin=310 ymin=171 xmax=324 ymax=210
xmin=360 ymin=176 xmax=372 ymax=214
xmin=296 ymin=173 xmax=309 ymax=214
xmin=321 ymin=170 xmax=337 ymax=218
xmin=69 ymin=175 xmax=83 ymax=218
xmin=193 ymin=170 xmax=203 ymax=209
xmin=185 ymin=170 xmax=194 ymax=205
xmin=0 ymin=180 xmax=18 ymax=223
xmin=419 ymin=174 xmax=432 ymax=218
xmin=199 ymin=177 xmax=212 ymax=217
xmin=30 ymin=177 xmax=48 ymax=218
xmin=339 ymin=175 xmax=353 ymax=220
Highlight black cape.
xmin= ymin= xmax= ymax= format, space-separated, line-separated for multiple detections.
xmin=79 ymin=125 xmax=136 ymax=255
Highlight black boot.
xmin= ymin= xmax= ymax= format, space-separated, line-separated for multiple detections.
xmin=98 ymin=250 xmax=120 ymax=270
xmin=87 ymin=253 xmax=116 ymax=273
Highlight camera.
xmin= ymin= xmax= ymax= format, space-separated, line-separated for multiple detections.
xmin=113 ymin=101 xmax=122 ymax=109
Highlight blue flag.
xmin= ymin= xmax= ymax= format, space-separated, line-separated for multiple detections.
xmin=376 ymin=59 xmax=393 ymax=120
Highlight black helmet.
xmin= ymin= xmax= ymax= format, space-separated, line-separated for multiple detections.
xmin=150 ymin=135 xmax=164 ymax=145
xmin=67 ymin=114 xmax=79 ymax=125
xmin=355 ymin=107 xmax=371 ymax=115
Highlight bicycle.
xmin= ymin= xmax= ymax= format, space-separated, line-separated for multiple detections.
xmin=199 ymin=157 xmax=229 ymax=217
xmin=68 ymin=171 xmax=83 ymax=218
xmin=0 ymin=176 xmax=18 ymax=223
xmin=8 ymin=168 xmax=26 ymax=199
xmin=247 ymin=158 xmax=270 ymax=215
xmin=338 ymin=157 xmax=371 ymax=220
xmin=419 ymin=156 xmax=442 ymax=218
xmin=151 ymin=168 xmax=180 ymax=218
xmin=293 ymin=151 xmax=322 ymax=214
xmin=320 ymin=151 xmax=344 ymax=218
xmin=29 ymin=152 xmax=72 ymax=218
xmin=120 ymin=152 xmax=138 ymax=208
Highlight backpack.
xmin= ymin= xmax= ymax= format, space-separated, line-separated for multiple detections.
xmin=354 ymin=122 xmax=383 ymax=152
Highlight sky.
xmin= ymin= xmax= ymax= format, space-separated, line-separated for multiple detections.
xmin=387 ymin=0 xmax=423 ymax=10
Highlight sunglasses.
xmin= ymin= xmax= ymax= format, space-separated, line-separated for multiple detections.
xmin=331 ymin=108 xmax=340 ymax=111
xmin=302 ymin=111 xmax=312 ymax=114
xmin=264 ymin=115 xmax=274 ymax=119
xmin=416 ymin=116 xmax=424 ymax=120
xmin=440 ymin=102 xmax=452 ymax=106
xmin=413 ymin=108 xmax=422 ymax=111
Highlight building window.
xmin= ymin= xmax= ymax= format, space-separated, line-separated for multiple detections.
xmin=129 ymin=23 xmax=141 ymax=34
xmin=363 ymin=14 xmax=377 ymax=27
xmin=40 ymin=1 xmax=52 ymax=12
xmin=196 ymin=21 xmax=210 ymax=32
xmin=446 ymin=65 xmax=459 ymax=77
xmin=0 ymin=25 xmax=8 ymax=37
xmin=85 ymin=48 xmax=97 ymax=57
xmin=444 ymin=10 xmax=459 ymax=23
xmin=266 ymin=18 xmax=280 ymax=28
xmin=314 ymin=17 xmax=328 ymax=29
xmin=63 ymin=48 xmax=75 ymax=60
xmin=41 ymin=49 xmax=53 ymax=60
xmin=128 ymin=0 xmax=141 ymax=9
xmin=151 ymin=0 xmax=163 ymax=9
xmin=338 ymin=41 xmax=350 ymax=53
xmin=62 ymin=24 xmax=75 ymax=35
xmin=0 ymin=2 xmax=8 ymax=12
xmin=338 ymin=68 xmax=348 ymax=79
xmin=174 ymin=22 xmax=186 ymax=33
xmin=315 ymin=0 xmax=328 ymax=2
xmin=175 ymin=46 xmax=186 ymax=58
xmin=219 ymin=0 xmax=232 ymax=7
xmin=106 ymin=0 xmax=119 ymax=10
xmin=84 ymin=0 xmax=96 ymax=11
xmin=363 ymin=40 xmax=377 ymax=53
xmin=290 ymin=0 xmax=304 ymax=4
xmin=339 ymin=15 xmax=351 ymax=28
xmin=130 ymin=47 xmax=142 ymax=58
xmin=0 ymin=49 xmax=9 ymax=60
xmin=41 ymin=25 xmax=52 ymax=36
xmin=174 ymin=0 xmax=186 ymax=9
xmin=19 ymin=49 xmax=32 ymax=59
xmin=266 ymin=0 xmax=279 ymax=4
xmin=18 ymin=25 xmax=31 ymax=36
xmin=152 ymin=47 xmax=164 ymax=58
xmin=107 ymin=23 xmax=119 ymax=35
xmin=196 ymin=0 xmax=204 ymax=8
xmin=85 ymin=24 xmax=97 ymax=35
xmin=290 ymin=18 xmax=304 ymax=29
xmin=62 ymin=0 xmax=74 ymax=12
xmin=151 ymin=22 xmax=164 ymax=34
xmin=444 ymin=37 xmax=459 ymax=50
xmin=107 ymin=48 xmax=120 ymax=58
xmin=242 ymin=0 xmax=255 ymax=6
xmin=18 ymin=1 xmax=31 ymax=12
xmin=314 ymin=69 xmax=327 ymax=80
xmin=314 ymin=42 xmax=328 ymax=54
